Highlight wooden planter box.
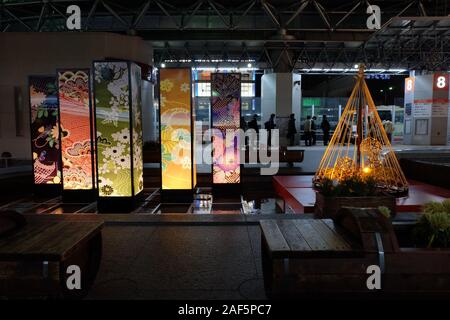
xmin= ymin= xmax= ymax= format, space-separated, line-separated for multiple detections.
xmin=261 ymin=208 xmax=450 ymax=298
xmin=314 ymin=192 xmax=396 ymax=219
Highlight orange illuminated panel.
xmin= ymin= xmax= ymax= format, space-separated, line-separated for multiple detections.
xmin=160 ymin=68 xmax=194 ymax=190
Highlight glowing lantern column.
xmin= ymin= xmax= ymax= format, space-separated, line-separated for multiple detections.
xmin=211 ymin=73 xmax=241 ymax=190
xmin=29 ymin=75 xmax=62 ymax=195
xmin=93 ymin=61 xmax=144 ymax=212
xmin=159 ymin=68 xmax=196 ymax=201
xmin=57 ymin=69 xmax=96 ymax=201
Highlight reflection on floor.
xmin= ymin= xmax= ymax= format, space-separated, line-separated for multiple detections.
xmin=0 ymin=187 xmax=284 ymax=215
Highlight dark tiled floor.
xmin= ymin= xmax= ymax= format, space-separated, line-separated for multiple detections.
xmin=87 ymin=225 xmax=266 ymax=300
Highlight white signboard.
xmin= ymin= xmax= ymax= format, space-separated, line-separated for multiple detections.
xmin=432 ymin=103 xmax=449 ymax=117
xmin=413 ymin=103 xmax=431 ymax=117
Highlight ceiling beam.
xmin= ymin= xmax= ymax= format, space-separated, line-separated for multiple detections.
xmin=137 ymin=29 xmax=371 ymax=41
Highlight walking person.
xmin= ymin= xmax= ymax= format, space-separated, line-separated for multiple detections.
xmin=383 ymin=117 xmax=394 ymax=143
xmin=311 ymin=116 xmax=317 ymax=145
xmin=240 ymin=117 xmax=248 ymax=131
xmin=247 ymin=114 xmax=259 ymax=148
xmin=264 ymin=113 xmax=276 ymax=146
xmin=320 ymin=115 xmax=331 ymax=146
xmin=248 ymin=114 xmax=259 ymax=133
xmin=287 ymin=113 xmax=297 ymax=146
xmin=241 ymin=116 xmax=248 ymax=146
xmin=303 ymin=116 xmax=312 ymax=146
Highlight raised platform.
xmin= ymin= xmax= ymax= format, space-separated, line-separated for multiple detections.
xmin=273 ymin=175 xmax=450 ymax=214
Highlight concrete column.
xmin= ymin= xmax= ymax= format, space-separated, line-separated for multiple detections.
xmin=261 ymin=73 xmax=302 ymax=146
xmin=141 ymin=80 xmax=155 ymax=142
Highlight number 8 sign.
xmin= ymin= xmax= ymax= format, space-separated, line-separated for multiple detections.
xmin=405 ymin=77 xmax=414 ymax=92
xmin=433 ymin=73 xmax=449 ymax=91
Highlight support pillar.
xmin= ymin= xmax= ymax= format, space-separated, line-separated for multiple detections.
xmin=261 ymin=73 xmax=302 ymax=146
xmin=403 ymin=72 xmax=449 ymax=145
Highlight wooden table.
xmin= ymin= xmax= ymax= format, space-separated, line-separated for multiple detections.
xmin=0 ymin=220 xmax=103 ymax=299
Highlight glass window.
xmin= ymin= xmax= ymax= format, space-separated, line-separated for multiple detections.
xmin=196 ymin=82 xmax=211 ymax=97
xmin=197 ymin=71 xmax=211 ymax=81
xmin=194 ymin=97 xmax=210 ymax=123
xmin=191 ymin=69 xmax=258 ymax=130
xmin=301 ymin=97 xmax=342 ymax=130
xmin=241 ymin=82 xmax=255 ymax=97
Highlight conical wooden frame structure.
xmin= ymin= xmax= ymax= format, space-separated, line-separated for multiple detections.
xmin=313 ymin=65 xmax=408 ymax=195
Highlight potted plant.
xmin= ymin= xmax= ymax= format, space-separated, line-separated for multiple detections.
xmin=314 ymin=174 xmax=396 ymax=219
xmin=330 ymin=205 xmax=450 ymax=294
xmin=412 ymin=200 xmax=450 ymax=248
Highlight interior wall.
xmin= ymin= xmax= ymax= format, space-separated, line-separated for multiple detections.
xmin=0 ymin=32 xmax=153 ymax=159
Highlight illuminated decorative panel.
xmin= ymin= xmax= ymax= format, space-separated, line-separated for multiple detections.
xmin=93 ymin=61 xmax=143 ymax=198
xmin=130 ymin=63 xmax=144 ymax=195
xmin=211 ymin=73 xmax=241 ymax=184
xmin=29 ymin=76 xmax=61 ymax=185
xmin=57 ymin=69 xmax=95 ymax=190
xmin=159 ymin=68 xmax=194 ymax=190
xmin=192 ymin=113 xmax=197 ymax=188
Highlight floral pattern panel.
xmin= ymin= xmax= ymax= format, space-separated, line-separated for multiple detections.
xmin=29 ymin=76 xmax=61 ymax=185
xmin=192 ymin=112 xmax=197 ymax=188
xmin=58 ymin=69 xmax=95 ymax=190
xmin=94 ymin=61 xmax=133 ymax=197
xmin=211 ymin=73 xmax=241 ymax=184
xmin=130 ymin=62 xmax=144 ymax=195
xmin=159 ymin=68 xmax=193 ymax=190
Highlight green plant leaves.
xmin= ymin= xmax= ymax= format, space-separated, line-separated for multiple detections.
xmin=413 ymin=200 xmax=450 ymax=248
xmin=318 ymin=175 xmax=378 ymax=197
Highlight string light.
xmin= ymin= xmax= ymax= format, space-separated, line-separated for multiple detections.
xmin=313 ymin=64 xmax=408 ymax=195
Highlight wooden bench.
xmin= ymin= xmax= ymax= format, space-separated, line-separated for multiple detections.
xmin=260 ymin=208 xmax=450 ymax=298
xmin=260 ymin=218 xmax=361 ymax=297
xmin=0 ymin=219 xmax=103 ymax=299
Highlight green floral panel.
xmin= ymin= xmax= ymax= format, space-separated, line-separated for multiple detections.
xmin=94 ymin=61 xmax=132 ymax=197
xmin=130 ymin=62 xmax=144 ymax=195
